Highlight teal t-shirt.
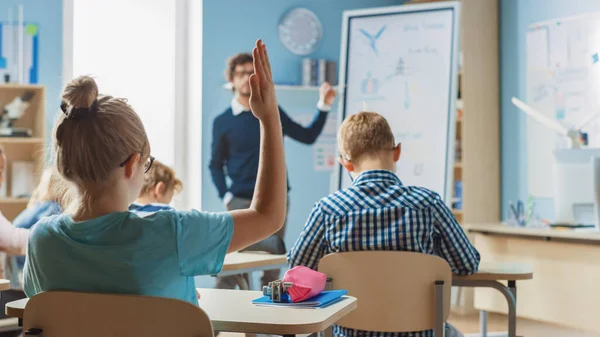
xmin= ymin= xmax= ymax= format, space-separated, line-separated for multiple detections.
xmin=23 ymin=210 xmax=233 ymax=305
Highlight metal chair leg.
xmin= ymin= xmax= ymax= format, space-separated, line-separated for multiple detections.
xmin=434 ymin=280 xmax=445 ymax=337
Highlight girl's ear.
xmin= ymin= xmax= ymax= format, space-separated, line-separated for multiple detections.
xmin=124 ymin=153 xmax=142 ymax=179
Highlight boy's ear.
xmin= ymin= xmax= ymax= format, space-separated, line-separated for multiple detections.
xmin=154 ymin=182 xmax=166 ymax=198
xmin=393 ymin=143 xmax=401 ymax=162
xmin=338 ymin=157 xmax=354 ymax=173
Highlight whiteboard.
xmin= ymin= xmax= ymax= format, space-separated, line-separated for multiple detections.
xmin=333 ymin=2 xmax=461 ymax=203
xmin=526 ymin=14 xmax=600 ymax=198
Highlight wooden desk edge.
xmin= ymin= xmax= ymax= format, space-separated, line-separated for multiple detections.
xmin=453 ymin=272 xmax=533 ymax=281
xmin=221 ymin=253 xmax=287 ymax=272
xmin=465 ymin=224 xmax=600 ymax=245
xmin=5 ymin=299 xmax=26 ymax=318
xmin=221 ymin=259 xmax=287 ymax=272
xmin=212 ymin=296 xmax=358 ymax=335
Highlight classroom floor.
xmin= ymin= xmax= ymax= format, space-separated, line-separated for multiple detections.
xmin=217 ymin=313 xmax=600 ymax=337
xmin=448 ymin=312 xmax=600 ymax=337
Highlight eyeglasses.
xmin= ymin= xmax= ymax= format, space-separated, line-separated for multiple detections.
xmin=233 ymin=70 xmax=254 ymax=78
xmin=119 ymin=154 xmax=155 ymax=173
xmin=339 ymin=153 xmax=351 ymax=162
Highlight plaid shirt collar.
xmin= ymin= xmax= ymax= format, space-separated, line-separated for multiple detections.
xmin=352 ymin=169 xmax=403 ymax=187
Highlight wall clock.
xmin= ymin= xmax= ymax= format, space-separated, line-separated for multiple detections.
xmin=278 ymin=8 xmax=322 ymax=56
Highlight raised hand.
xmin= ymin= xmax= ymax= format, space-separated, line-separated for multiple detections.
xmin=319 ymin=82 xmax=337 ymax=106
xmin=249 ymin=40 xmax=278 ymax=121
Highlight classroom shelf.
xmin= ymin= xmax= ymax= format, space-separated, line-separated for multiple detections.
xmin=0 ymin=198 xmax=29 ymax=223
xmin=452 ymin=209 xmax=463 ymax=216
xmin=0 ymin=84 xmax=46 ymax=222
xmin=0 ymin=137 xmax=44 ymax=144
xmin=452 ymin=209 xmax=464 ymax=224
xmin=0 ymin=197 xmax=28 ymax=203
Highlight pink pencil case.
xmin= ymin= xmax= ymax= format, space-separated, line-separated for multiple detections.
xmin=282 ymin=266 xmax=327 ymax=303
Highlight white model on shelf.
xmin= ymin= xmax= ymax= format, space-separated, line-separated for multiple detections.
xmin=511 ymin=97 xmax=600 ymax=149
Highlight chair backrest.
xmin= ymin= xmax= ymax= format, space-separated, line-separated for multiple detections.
xmin=318 ymin=251 xmax=451 ymax=333
xmin=23 ymin=291 xmax=213 ymax=337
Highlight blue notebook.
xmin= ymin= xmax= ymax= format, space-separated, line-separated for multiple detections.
xmin=252 ymin=290 xmax=348 ymax=308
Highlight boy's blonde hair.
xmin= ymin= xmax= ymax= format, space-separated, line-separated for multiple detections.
xmin=53 ymin=76 xmax=149 ymax=206
xmin=139 ymin=160 xmax=182 ymax=197
xmin=338 ymin=111 xmax=395 ymax=163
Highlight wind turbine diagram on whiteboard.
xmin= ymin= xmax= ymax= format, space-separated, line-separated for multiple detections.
xmin=511 ymin=97 xmax=600 ymax=148
xmin=359 ymin=25 xmax=386 ymax=56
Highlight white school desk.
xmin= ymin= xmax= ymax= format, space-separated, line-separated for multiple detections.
xmin=6 ymin=289 xmax=358 ymax=337
xmin=219 ymin=252 xmax=288 ymax=290
xmin=221 ymin=252 xmax=287 ymax=276
xmin=465 ymin=223 xmax=600 ymax=334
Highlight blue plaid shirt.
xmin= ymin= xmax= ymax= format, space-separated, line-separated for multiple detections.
xmin=288 ymin=170 xmax=480 ymax=337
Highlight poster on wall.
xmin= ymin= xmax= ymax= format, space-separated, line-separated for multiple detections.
xmin=0 ymin=22 xmax=40 ymax=84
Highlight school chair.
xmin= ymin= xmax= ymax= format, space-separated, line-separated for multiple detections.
xmin=0 ymin=272 xmax=22 ymax=337
xmin=21 ymin=291 xmax=213 ymax=337
xmin=318 ymin=251 xmax=451 ymax=336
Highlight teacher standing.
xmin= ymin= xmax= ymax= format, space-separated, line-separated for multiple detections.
xmin=210 ymin=52 xmax=336 ymax=290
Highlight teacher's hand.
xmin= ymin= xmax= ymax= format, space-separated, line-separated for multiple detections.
xmin=249 ymin=40 xmax=278 ymax=121
xmin=320 ymin=82 xmax=337 ymax=106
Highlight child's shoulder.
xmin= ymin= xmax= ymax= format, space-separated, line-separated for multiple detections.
xmin=28 ymin=214 xmax=68 ymax=237
xmin=391 ymin=184 xmax=444 ymax=209
xmin=402 ymin=185 xmax=443 ymax=202
xmin=136 ymin=208 xmax=232 ymax=227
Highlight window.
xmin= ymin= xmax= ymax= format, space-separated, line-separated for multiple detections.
xmin=63 ymin=0 xmax=202 ymax=209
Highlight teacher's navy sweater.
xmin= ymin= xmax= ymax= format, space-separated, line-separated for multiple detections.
xmin=210 ymin=106 xmax=328 ymax=200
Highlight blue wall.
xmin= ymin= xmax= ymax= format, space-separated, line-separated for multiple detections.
xmin=201 ymin=0 xmax=403 ymax=250
xmin=0 ymin=0 xmax=62 ymax=133
xmin=500 ymin=0 xmax=600 ymax=221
